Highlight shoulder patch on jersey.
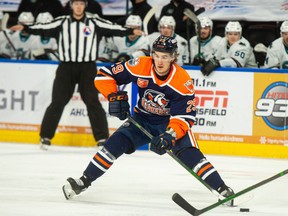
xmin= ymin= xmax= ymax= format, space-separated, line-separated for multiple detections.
xmin=239 ymin=42 xmax=246 ymax=46
xmin=137 ymin=78 xmax=149 ymax=88
xmin=128 ymin=58 xmax=140 ymax=66
xmin=184 ymin=79 xmax=195 ymax=94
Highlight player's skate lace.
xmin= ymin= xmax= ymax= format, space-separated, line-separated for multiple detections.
xmin=217 ymin=184 xmax=235 ymax=206
xmin=62 ymin=176 xmax=91 ymax=200
xmin=40 ymin=137 xmax=51 ymax=150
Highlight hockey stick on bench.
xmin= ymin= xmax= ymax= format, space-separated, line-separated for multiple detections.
xmin=143 ymin=7 xmax=157 ymax=35
xmin=127 ymin=116 xmax=218 ymax=195
xmin=184 ymin=8 xmax=200 ymax=26
xmin=172 ymin=169 xmax=288 ymax=216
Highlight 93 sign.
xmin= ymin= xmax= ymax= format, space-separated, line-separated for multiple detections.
xmin=255 ymin=82 xmax=288 ymax=131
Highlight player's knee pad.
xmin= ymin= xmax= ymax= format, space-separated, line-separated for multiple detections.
xmin=104 ymin=132 xmax=134 ymax=158
xmin=175 ymin=147 xmax=205 ymax=168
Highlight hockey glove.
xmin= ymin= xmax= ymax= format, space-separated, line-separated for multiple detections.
xmin=107 ymin=91 xmax=130 ymax=120
xmin=116 ymin=53 xmax=131 ymax=62
xmin=192 ymin=56 xmax=207 ymax=66
xmin=150 ymin=129 xmax=176 ymax=155
xmin=201 ymin=57 xmax=220 ymax=76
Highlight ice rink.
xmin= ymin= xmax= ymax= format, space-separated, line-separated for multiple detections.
xmin=0 ymin=142 xmax=287 ymax=216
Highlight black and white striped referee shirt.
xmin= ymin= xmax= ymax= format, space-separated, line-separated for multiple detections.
xmin=23 ymin=13 xmax=134 ymax=62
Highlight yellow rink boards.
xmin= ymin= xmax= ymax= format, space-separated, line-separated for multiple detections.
xmin=1 ymin=130 xmax=287 ymax=159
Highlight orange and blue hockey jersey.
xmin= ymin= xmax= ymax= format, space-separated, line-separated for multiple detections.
xmin=95 ymin=56 xmax=196 ymax=140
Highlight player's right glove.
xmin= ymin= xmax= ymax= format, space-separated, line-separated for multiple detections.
xmin=201 ymin=57 xmax=220 ymax=76
xmin=107 ymin=91 xmax=130 ymax=120
xmin=150 ymin=129 xmax=176 ymax=155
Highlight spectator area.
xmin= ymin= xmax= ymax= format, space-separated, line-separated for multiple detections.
xmin=2 ymin=12 xmax=283 ymax=67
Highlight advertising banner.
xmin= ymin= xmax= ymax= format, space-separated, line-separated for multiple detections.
xmin=1 ymin=0 xmax=287 ymax=21
xmin=253 ymin=73 xmax=288 ymax=146
xmin=0 ymin=61 xmax=126 ymax=138
xmin=188 ymin=69 xmax=253 ymax=136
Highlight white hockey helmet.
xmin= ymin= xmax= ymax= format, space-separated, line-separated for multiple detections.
xmin=225 ymin=21 xmax=242 ymax=35
xmin=18 ymin=12 xmax=35 ymax=25
xmin=198 ymin=17 xmax=213 ymax=28
xmin=125 ymin=15 xmax=142 ymax=28
xmin=36 ymin=12 xmax=53 ymax=24
xmin=158 ymin=16 xmax=176 ymax=31
xmin=280 ymin=21 xmax=288 ymax=34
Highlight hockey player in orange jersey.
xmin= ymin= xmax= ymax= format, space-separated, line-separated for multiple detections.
xmin=62 ymin=35 xmax=235 ymax=206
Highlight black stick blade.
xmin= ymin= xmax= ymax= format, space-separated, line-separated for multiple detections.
xmin=172 ymin=193 xmax=200 ymax=216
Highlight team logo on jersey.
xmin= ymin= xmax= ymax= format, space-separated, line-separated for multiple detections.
xmin=128 ymin=57 xmax=140 ymax=66
xmin=255 ymin=82 xmax=288 ymax=130
xmin=83 ymin=26 xmax=91 ymax=36
xmin=141 ymin=89 xmax=170 ymax=115
xmin=137 ymin=78 xmax=149 ymax=88
xmin=184 ymin=79 xmax=195 ymax=94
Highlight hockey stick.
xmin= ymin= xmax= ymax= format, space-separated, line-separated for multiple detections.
xmin=127 ymin=116 xmax=218 ymax=195
xmin=184 ymin=8 xmax=202 ymax=64
xmin=173 ymin=169 xmax=288 ymax=216
xmin=1 ymin=13 xmax=9 ymax=30
xmin=3 ymin=30 xmax=19 ymax=59
xmin=143 ymin=7 xmax=157 ymax=35
xmin=184 ymin=8 xmax=200 ymax=26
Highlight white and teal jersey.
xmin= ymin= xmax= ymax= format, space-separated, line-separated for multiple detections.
xmin=264 ymin=37 xmax=288 ymax=69
xmin=112 ymin=35 xmax=150 ymax=59
xmin=215 ymin=36 xmax=257 ymax=68
xmin=0 ymin=30 xmax=39 ymax=59
xmin=189 ymin=35 xmax=221 ymax=64
xmin=98 ymin=35 xmax=150 ymax=62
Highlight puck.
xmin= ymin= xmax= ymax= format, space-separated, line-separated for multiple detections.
xmin=240 ymin=208 xmax=250 ymax=212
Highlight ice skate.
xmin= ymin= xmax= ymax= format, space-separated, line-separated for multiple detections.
xmin=62 ymin=176 xmax=91 ymax=200
xmin=217 ymin=184 xmax=235 ymax=206
xmin=40 ymin=137 xmax=51 ymax=151
xmin=97 ymin=139 xmax=106 ymax=147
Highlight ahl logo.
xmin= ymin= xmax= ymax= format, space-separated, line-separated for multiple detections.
xmin=83 ymin=26 xmax=91 ymax=36
xmin=255 ymin=82 xmax=288 ymax=130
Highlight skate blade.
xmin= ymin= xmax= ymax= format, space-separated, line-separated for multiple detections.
xmin=62 ymin=183 xmax=76 ymax=200
xmin=219 ymin=193 xmax=254 ymax=207
xmin=40 ymin=144 xmax=49 ymax=151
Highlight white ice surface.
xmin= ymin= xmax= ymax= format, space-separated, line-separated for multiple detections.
xmin=0 ymin=142 xmax=287 ymax=216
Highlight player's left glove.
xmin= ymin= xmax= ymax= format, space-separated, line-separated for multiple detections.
xmin=150 ymin=128 xmax=176 ymax=155
xmin=107 ymin=91 xmax=130 ymax=120
xmin=201 ymin=57 xmax=220 ymax=76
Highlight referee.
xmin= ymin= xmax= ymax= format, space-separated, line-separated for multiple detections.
xmin=10 ymin=0 xmax=143 ymax=150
